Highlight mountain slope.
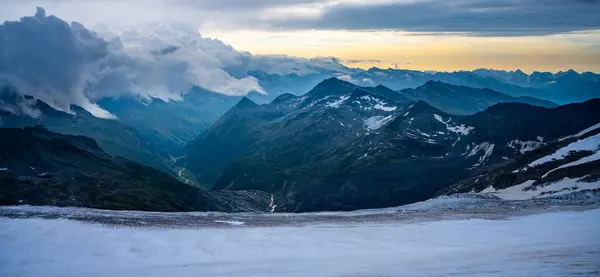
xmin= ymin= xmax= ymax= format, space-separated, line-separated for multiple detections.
xmin=214 ymin=99 xmax=600 ymax=212
xmin=182 ymin=97 xmax=266 ymax=187
xmin=183 ymin=78 xmax=408 ymax=190
xmin=0 ymin=87 xmax=170 ymax=173
xmin=0 ymin=126 xmax=269 ymax=212
xmin=399 ymin=81 xmax=557 ymax=115
xmin=441 ymin=123 xmax=600 ymax=199
xmin=97 ymin=86 xmax=244 ymax=154
xmin=183 ymin=77 xmax=600 ymax=212
xmin=364 ymin=85 xmax=413 ymax=104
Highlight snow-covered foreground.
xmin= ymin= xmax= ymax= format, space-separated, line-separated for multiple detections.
xmin=1 ymin=208 xmax=599 ymax=277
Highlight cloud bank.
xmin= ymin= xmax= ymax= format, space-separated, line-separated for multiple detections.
xmin=95 ymin=23 xmax=265 ymax=99
xmin=0 ymin=8 xmax=351 ymax=118
xmin=0 ymin=8 xmax=270 ymax=118
xmin=0 ymin=8 xmax=115 ymax=118
xmin=248 ymin=56 xmax=350 ymax=76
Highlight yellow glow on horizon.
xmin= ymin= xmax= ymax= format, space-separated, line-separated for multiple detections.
xmin=200 ymin=29 xmax=600 ymax=73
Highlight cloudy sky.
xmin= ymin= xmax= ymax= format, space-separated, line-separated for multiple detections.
xmin=2 ymin=0 xmax=600 ymax=73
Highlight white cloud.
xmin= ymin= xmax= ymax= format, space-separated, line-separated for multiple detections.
xmin=248 ymin=55 xmax=350 ymax=75
xmin=0 ymin=7 xmax=363 ymax=118
xmin=0 ymin=8 xmax=267 ymax=118
xmin=96 ymin=24 xmax=265 ymax=98
xmin=337 ymin=74 xmax=353 ymax=82
xmin=0 ymin=88 xmax=42 ymax=118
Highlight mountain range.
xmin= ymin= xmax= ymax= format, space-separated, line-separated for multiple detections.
xmin=239 ymin=67 xmax=599 ymax=106
xmin=181 ymin=78 xmax=600 ymax=212
xmin=472 ymin=69 xmax=600 ymax=103
xmin=1 ymin=67 xmax=599 ymax=212
xmin=397 ymin=81 xmax=556 ymax=115
xmin=295 ymin=67 xmax=598 ymax=105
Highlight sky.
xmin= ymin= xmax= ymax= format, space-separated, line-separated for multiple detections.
xmin=2 ymin=0 xmax=600 ymax=73
xmin=1 ymin=0 xmax=600 ymax=118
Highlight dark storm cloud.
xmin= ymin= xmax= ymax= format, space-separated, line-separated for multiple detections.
xmin=0 ymin=7 xmax=113 ymax=117
xmin=269 ymin=0 xmax=600 ymax=36
xmin=4 ymin=1 xmax=597 ymax=36
xmin=177 ymin=0 xmax=320 ymax=10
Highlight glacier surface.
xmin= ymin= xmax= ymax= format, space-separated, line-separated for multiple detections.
xmin=1 ymin=202 xmax=599 ymax=277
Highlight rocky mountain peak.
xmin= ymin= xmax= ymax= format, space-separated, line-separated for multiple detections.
xmin=233 ymin=97 xmax=259 ymax=110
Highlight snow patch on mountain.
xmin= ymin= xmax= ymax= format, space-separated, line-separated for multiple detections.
xmin=359 ymin=95 xmax=397 ymax=111
xmin=364 ymin=115 xmax=395 ymax=131
xmin=508 ymin=137 xmax=545 ymax=154
xmin=560 ymin=122 xmax=600 ymax=141
xmin=529 ymin=133 xmax=600 ymax=167
xmin=468 ymin=142 xmax=495 ymax=167
xmin=481 ymin=176 xmax=600 ymax=200
xmin=433 ymin=114 xmax=474 ymax=136
xmin=326 ymin=94 xmax=350 ymax=108
xmin=374 ymin=104 xmax=397 ymax=112
xmin=433 ymin=114 xmax=445 ymax=123
xmin=415 ymin=129 xmax=431 ymax=138
xmin=542 ymin=151 xmax=600 ymax=178
xmin=446 ymin=123 xmax=474 ymax=136
xmin=480 ymin=186 xmax=497 ymax=193
xmin=555 ymin=151 xmax=600 ymax=170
